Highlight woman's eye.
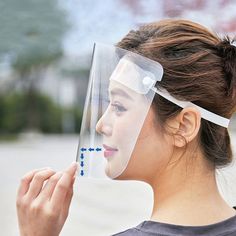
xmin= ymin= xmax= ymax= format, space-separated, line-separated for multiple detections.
xmin=111 ymin=103 xmax=127 ymax=114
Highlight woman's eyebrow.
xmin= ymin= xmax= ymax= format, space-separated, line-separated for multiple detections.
xmin=109 ymin=88 xmax=133 ymax=100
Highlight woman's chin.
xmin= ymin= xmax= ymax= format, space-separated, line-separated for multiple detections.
xmin=111 ymin=169 xmax=137 ymax=181
xmin=105 ymin=166 xmax=129 ymax=180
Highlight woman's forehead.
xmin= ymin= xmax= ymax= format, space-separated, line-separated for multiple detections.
xmin=108 ymin=80 xmax=140 ymax=100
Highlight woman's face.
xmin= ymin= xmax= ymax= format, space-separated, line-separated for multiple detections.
xmin=96 ymin=80 xmax=172 ymax=182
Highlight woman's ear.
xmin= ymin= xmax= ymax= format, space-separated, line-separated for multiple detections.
xmin=168 ymin=107 xmax=201 ymax=148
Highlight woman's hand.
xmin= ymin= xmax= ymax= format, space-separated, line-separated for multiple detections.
xmin=16 ymin=162 xmax=78 ymax=236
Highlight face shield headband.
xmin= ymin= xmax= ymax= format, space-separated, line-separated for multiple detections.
xmin=110 ymin=55 xmax=230 ymax=128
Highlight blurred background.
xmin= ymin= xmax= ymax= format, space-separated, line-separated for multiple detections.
xmin=0 ymin=0 xmax=236 ymax=235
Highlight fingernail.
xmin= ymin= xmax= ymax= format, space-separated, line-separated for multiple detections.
xmin=70 ymin=162 xmax=78 ymax=170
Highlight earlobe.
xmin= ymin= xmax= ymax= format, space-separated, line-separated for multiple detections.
xmin=174 ymin=107 xmax=201 ymax=148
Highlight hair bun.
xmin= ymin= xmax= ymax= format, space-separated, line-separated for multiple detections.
xmin=217 ymin=36 xmax=236 ymax=96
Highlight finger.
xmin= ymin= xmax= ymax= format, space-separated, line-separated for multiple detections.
xmin=50 ymin=163 xmax=77 ymax=211
xmin=38 ymin=172 xmax=63 ymax=201
xmin=25 ymin=169 xmax=56 ymax=200
xmin=65 ymin=162 xmax=78 ymax=176
xmin=61 ymin=178 xmax=75 ymax=217
xmin=17 ymin=167 xmax=50 ymax=198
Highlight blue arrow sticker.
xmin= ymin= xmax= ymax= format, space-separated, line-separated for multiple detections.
xmin=80 ymin=161 xmax=84 ymax=167
xmin=79 ymin=147 xmax=103 ymax=177
xmin=80 ymin=147 xmax=87 ymax=152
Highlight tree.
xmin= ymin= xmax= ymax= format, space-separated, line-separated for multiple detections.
xmin=0 ymin=0 xmax=68 ymax=130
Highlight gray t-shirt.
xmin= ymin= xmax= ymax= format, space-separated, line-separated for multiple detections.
xmin=112 ymin=212 xmax=236 ymax=236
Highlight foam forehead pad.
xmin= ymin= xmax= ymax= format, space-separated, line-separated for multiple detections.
xmin=109 ymin=55 xmax=163 ymax=94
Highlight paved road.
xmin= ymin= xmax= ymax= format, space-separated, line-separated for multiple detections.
xmin=0 ymin=133 xmax=236 ymax=236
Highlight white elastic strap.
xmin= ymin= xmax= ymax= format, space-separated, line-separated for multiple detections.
xmin=152 ymin=87 xmax=230 ymax=128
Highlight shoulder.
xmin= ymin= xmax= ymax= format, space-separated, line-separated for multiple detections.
xmin=111 ymin=214 xmax=236 ymax=235
xmin=111 ymin=228 xmax=140 ymax=236
xmin=111 ymin=222 xmax=147 ymax=236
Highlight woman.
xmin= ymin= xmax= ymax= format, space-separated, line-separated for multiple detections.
xmin=16 ymin=19 xmax=236 ymax=235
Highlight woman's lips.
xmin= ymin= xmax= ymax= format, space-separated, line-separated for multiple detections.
xmin=103 ymin=144 xmax=118 ymax=158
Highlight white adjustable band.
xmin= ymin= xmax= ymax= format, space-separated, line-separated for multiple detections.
xmin=151 ymin=87 xmax=230 ymax=128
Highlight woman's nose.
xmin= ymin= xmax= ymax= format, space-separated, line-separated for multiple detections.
xmin=96 ymin=115 xmax=112 ymax=136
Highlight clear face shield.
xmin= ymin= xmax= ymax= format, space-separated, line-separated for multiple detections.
xmin=76 ymin=43 xmax=230 ymax=180
xmin=76 ymin=43 xmax=163 ymax=179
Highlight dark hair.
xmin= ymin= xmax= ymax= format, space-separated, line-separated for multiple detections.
xmin=117 ymin=19 xmax=236 ymax=167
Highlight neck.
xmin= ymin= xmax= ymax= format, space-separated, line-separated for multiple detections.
xmin=149 ymin=152 xmax=235 ymax=226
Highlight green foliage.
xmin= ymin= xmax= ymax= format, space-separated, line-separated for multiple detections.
xmin=74 ymin=107 xmax=83 ymax=133
xmin=0 ymin=1 xmax=83 ymax=135
xmin=0 ymin=0 xmax=67 ymax=70
xmin=0 ymin=92 xmax=83 ymax=134
xmin=0 ymin=93 xmax=28 ymax=133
